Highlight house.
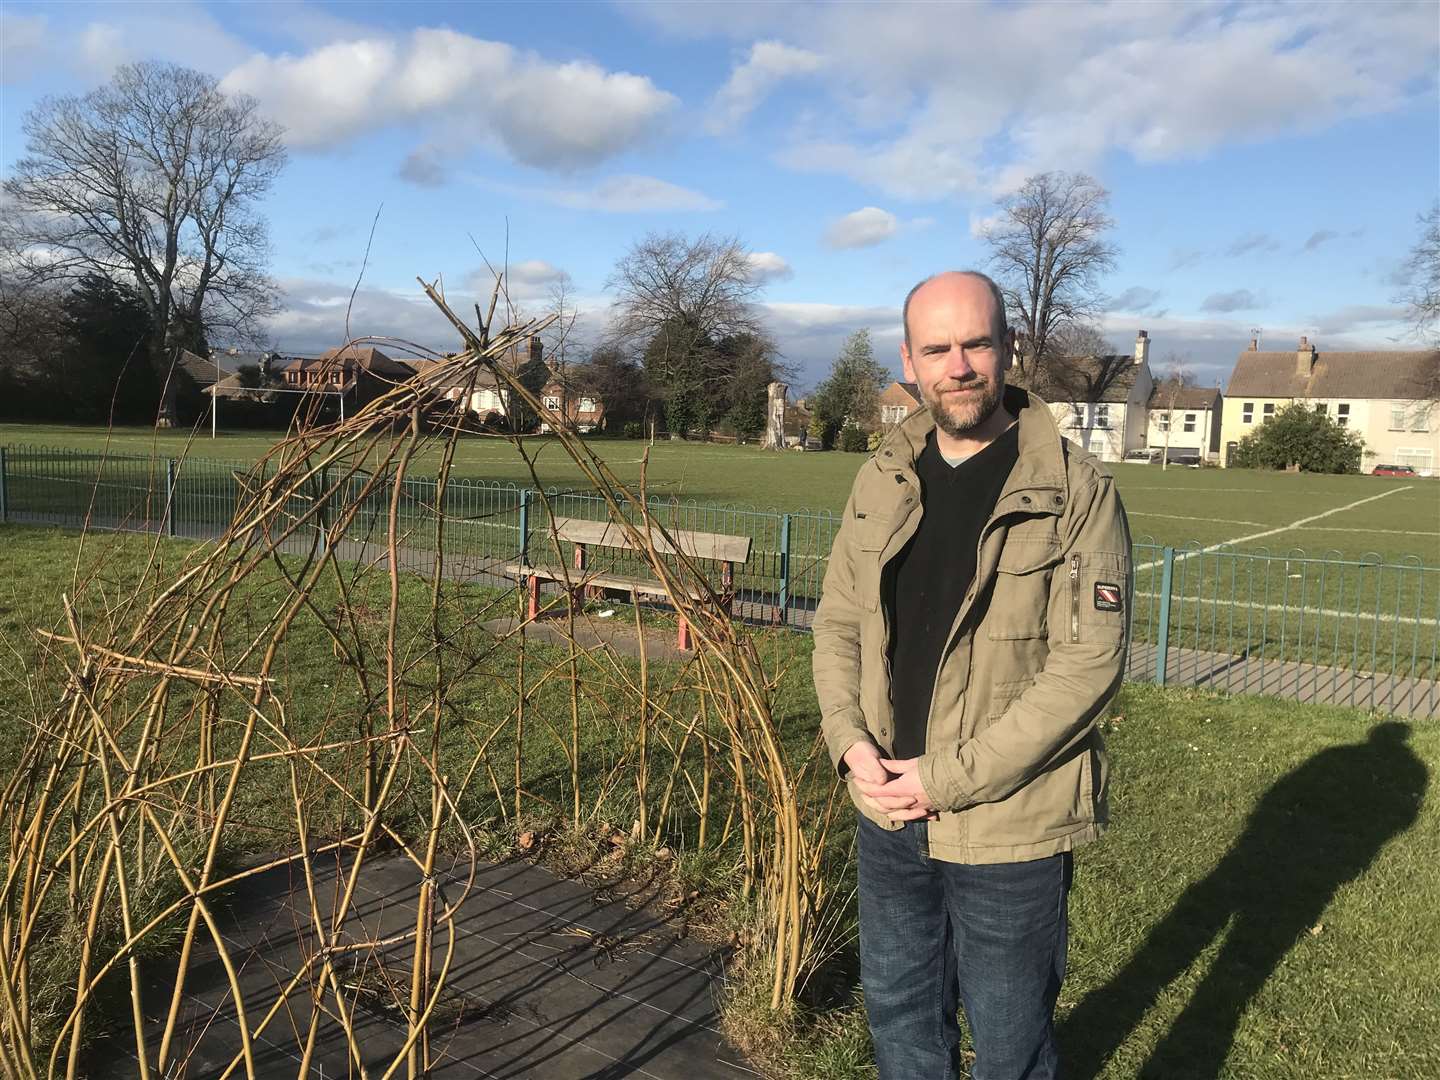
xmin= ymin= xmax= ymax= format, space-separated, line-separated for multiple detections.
xmin=879 ymin=381 xmax=922 ymax=427
xmin=537 ymin=375 xmax=604 ymax=433
xmin=176 ymin=349 xmax=237 ymax=390
xmin=1221 ymin=337 xmax=1440 ymax=474
xmin=1146 ymin=385 xmax=1223 ymax=462
xmin=1008 ymin=330 xmax=1156 ymax=462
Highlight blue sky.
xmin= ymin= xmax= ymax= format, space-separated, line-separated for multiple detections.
xmin=2 ymin=0 xmax=1437 ymax=391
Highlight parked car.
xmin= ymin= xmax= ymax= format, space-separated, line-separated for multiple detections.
xmin=1372 ymin=463 xmax=1418 ymax=477
xmin=1123 ymin=448 xmax=1161 ymax=463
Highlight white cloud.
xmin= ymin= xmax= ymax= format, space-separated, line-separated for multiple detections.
xmin=707 ymin=40 xmax=823 ymax=134
xmin=760 ymin=301 xmax=904 ymax=387
xmin=523 ymin=174 xmax=723 ymax=213
xmin=222 ymin=28 xmax=677 ymax=170
xmin=747 ymin=251 xmax=793 ymax=282
xmin=639 ymin=2 xmax=1439 ymax=200
xmin=825 ymin=207 xmax=899 ymax=249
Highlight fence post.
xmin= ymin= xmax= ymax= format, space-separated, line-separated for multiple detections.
xmin=0 ymin=447 xmax=8 ymax=524
xmin=165 ymin=459 xmax=178 ymax=538
xmin=318 ymin=466 xmax=330 ymax=553
xmin=1154 ymin=546 xmax=1175 ymax=686
xmin=518 ymin=488 xmax=531 ymax=566
xmin=777 ymin=513 xmax=792 ymax=625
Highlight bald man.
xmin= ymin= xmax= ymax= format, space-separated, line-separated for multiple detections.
xmin=813 ymin=271 xmax=1132 ymax=1079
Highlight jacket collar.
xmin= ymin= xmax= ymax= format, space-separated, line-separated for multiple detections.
xmin=874 ymin=385 xmax=1072 ymax=510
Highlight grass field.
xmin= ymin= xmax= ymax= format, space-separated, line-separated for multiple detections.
xmin=1 ymin=527 xmax=1437 ymax=1078
xmin=2 ymin=422 xmax=1435 ymax=566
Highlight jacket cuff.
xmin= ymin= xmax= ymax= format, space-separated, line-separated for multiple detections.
xmin=823 ymin=713 xmax=872 ymax=778
xmin=918 ymin=752 xmax=972 ymax=814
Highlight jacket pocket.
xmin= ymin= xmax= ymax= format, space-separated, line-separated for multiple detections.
xmin=987 ymin=541 xmax=1060 ymax=640
xmin=850 ymin=515 xmax=889 ymax=611
xmin=1070 ymin=551 xmax=1130 ymax=645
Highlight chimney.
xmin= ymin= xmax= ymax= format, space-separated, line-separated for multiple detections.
xmin=1296 ymin=335 xmax=1315 ymax=378
xmin=1133 ymin=329 xmax=1149 ymax=367
xmin=529 ymin=335 xmax=544 ymax=366
xmin=1249 ymin=337 xmax=1258 ymax=351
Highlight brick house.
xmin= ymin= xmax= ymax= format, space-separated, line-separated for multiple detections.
xmin=878 ymin=381 xmax=923 ymax=427
xmin=1221 ymin=337 xmax=1440 ymax=473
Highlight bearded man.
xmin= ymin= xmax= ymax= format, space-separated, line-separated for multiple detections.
xmin=812 ymin=271 xmax=1132 ymax=1079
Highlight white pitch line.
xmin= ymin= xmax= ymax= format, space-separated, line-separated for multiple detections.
xmin=1132 ymin=589 xmax=1440 ymax=628
xmin=1128 ymin=511 xmax=1267 ymax=527
xmin=1136 ymin=486 xmax=1415 ymax=572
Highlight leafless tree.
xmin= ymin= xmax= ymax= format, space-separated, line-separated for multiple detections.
xmin=543 ymin=270 xmax=581 ymax=394
xmin=2 ymin=61 xmax=286 ymax=424
xmin=606 ymin=231 xmax=764 ymax=344
xmin=1049 ymin=321 xmax=1118 ymax=360
xmin=981 ymin=172 xmax=1118 ymax=378
xmin=1395 ymin=202 xmax=1439 ymax=348
xmin=1153 ymin=353 xmax=1192 ymax=471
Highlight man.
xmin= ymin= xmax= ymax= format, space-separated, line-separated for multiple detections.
xmin=812 ymin=271 xmax=1131 ymax=1080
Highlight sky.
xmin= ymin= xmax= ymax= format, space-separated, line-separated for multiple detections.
xmin=1 ymin=0 xmax=1437 ymax=392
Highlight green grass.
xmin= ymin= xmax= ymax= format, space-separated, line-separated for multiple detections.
xmin=2 ymin=527 xmax=1438 ymax=1077
xmin=2 ymin=422 xmax=1436 ymax=565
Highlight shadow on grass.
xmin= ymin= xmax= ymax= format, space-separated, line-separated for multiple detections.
xmin=1061 ymin=721 xmax=1426 ymax=1079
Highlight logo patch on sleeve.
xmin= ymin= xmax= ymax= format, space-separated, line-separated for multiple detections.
xmin=1094 ymin=582 xmax=1124 ymax=612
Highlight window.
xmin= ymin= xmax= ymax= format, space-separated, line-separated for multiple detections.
xmin=1314 ymin=402 xmax=1327 ymax=414
xmin=1411 ymin=404 xmax=1431 ymax=432
xmin=1070 ymin=404 xmax=1084 ymax=427
xmin=1088 ymin=437 xmax=1106 ymax=454
xmin=1095 ymin=404 xmax=1111 ymax=429
xmin=1183 ymin=413 xmax=1196 ymax=433
xmin=543 ymin=395 xmax=561 ymax=411
xmin=1337 ymin=403 xmax=1350 ymax=427
xmin=1242 ymin=402 xmax=1254 ymax=423
xmin=1156 ymin=413 xmax=1170 ymax=432
xmin=579 ymin=397 xmax=596 ymax=413
xmin=1390 ymin=402 xmax=1407 ymax=431
xmin=1263 ymin=403 xmax=1275 ymax=420
xmin=1396 ymin=448 xmax=1434 ymax=474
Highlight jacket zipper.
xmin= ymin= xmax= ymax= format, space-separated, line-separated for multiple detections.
xmin=1069 ymin=553 xmax=1082 ymax=643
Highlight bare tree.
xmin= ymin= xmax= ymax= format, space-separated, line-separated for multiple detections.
xmin=1153 ymin=353 xmax=1191 ymax=471
xmin=606 ymin=231 xmax=764 ymax=343
xmin=1049 ymin=321 xmax=1118 ymax=360
xmin=1396 ymin=202 xmax=1439 ymax=346
xmin=2 ymin=61 xmax=286 ymax=424
xmin=981 ymin=172 xmax=1118 ymax=378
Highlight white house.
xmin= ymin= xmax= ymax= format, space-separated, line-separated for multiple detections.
xmin=1221 ymin=338 xmax=1440 ymax=474
xmin=1009 ymin=330 xmax=1156 ymax=462
xmin=1146 ymin=385 xmax=1223 ymax=462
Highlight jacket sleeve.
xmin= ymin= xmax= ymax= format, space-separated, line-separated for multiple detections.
xmin=812 ymin=488 xmax=877 ymax=777
xmin=918 ymin=473 xmax=1131 ymax=811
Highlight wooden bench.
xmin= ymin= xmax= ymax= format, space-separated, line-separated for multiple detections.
xmin=504 ymin=515 xmax=752 ymax=650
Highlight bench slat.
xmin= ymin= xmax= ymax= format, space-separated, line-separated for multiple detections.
xmin=501 ymin=563 xmax=707 ymax=601
xmin=544 ymin=516 xmax=751 ymax=563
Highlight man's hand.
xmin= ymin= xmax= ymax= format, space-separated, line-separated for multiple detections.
xmin=853 ymin=756 xmax=938 ymax=822
xmin=842 ymin=740 xmax=889 ymax=785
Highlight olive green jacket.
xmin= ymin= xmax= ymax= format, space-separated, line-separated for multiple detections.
xmin=812 ymin=387 xmax=1131 ymax=865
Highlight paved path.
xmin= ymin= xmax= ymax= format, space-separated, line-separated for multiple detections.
xmin=99 ymin=851 xmax=757 ymax=1079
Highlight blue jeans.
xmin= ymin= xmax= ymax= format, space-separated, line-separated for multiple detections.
xmin=857 ymin=817 xmax=1072 ymax=1080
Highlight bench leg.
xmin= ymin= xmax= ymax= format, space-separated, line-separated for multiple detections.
xmin=527 ymin=574 xmax=540 ymax=621
xmin=677 ymin=615 xmax=691 ymax=652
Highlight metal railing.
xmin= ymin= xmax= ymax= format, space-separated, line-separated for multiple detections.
xmin=2 ymin=444 xmax=1436 ymax=717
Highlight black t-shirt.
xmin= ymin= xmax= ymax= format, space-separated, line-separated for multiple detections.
xmin=888 ymin=424 xmax=1020 ymax=760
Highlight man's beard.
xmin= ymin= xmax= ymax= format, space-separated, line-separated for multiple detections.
xmin=922 ymin=375 xmax=1004 ymax=438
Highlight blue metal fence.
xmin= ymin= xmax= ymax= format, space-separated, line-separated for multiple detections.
xmin=2 ymin=444 xmax=1436 ymax=717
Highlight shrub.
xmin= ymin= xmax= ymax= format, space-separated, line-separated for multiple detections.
xmin=623 ymin=421 xmax=644 ymax=439
xmin=1229 ymin=403 xmax=1365 ymax=473
xmin=838 ymin=424 xmax=869 ymax=452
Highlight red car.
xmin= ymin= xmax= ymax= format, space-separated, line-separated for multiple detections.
xmin=1372 ymin=464 xmax=1418 ymax=477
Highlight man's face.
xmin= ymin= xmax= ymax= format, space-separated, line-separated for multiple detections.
xmin=901 ymin=276 xmax=1012 ymax=439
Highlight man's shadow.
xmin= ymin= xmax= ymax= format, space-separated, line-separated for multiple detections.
xmin=1061 ymin=721 xmax=1426 ymax=1079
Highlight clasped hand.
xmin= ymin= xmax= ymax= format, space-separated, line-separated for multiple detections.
xmin=843 ymin=741 xmax=938 ymax=822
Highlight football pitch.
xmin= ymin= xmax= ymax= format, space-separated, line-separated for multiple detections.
xmin=1 ymin=422 xmax=1436 ymax=565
